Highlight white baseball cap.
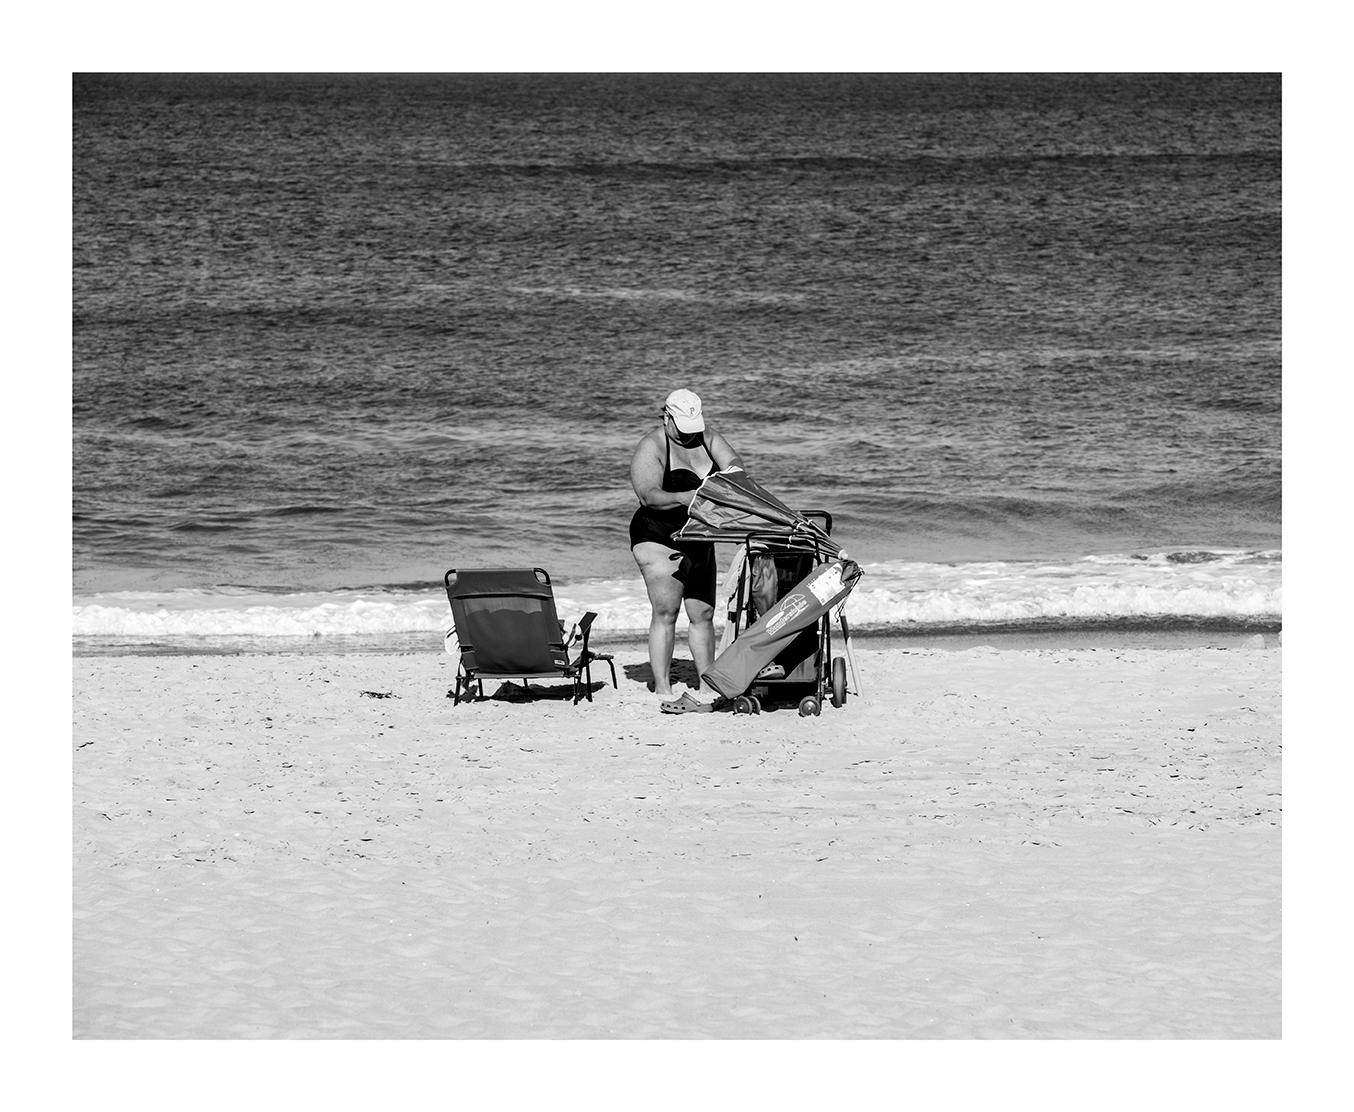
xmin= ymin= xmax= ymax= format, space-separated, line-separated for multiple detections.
xmin=663 ymin=388 xmax=705 ymax=433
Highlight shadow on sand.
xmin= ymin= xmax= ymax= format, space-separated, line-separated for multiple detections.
xmin=622 ymin=658 xmax=702 ymax=692
xmin=446 ymin=679 xmax=611 ymax=704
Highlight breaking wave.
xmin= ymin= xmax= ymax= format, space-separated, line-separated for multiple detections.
xmin=73 ymin=549 xmax=1280 ymax=652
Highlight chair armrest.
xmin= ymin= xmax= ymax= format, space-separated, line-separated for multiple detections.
xmin=573 ymin=611 xmax=599 ymax=658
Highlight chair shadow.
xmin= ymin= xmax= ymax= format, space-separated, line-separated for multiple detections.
xmin=447 ymin=679 xmax=610 ymax=704
xmin=622 ymin=658 xmax=701 ymax=691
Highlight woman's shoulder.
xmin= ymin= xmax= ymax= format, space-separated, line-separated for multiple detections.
xmin=631 ymin=426 xmax=666 ymax=458
xmin=704 ymin=426 xmax=735 ymax=457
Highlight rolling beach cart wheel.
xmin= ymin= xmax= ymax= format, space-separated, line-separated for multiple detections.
xmin=830 ymin=657 xmax=848 ymax=708
xmin=798 ymin=694 xmax=821 ymax=717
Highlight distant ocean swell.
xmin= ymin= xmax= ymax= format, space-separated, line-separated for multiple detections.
xmin=72 ymin=550 xmax=1280 ymax=648
xmin=71 ymin=471 xmax=1282 ymax=591
xmin=72 ymin=75 xmax=1280 ymax=647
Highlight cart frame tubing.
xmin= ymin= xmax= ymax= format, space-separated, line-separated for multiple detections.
xmin=735 ymin=510 xmax=836 ymax=695
xmin=733 ymin=512 xmax=861 ymax=700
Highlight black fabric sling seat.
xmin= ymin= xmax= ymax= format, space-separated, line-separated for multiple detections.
xmin=444 ymin=567 xmax=616 ymax=705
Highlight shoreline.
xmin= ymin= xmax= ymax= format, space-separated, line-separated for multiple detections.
xmin=73 ymin=622 xmax=1281 ymax=659
xmin=74 ymin=639 xmax=1280 ymax=1038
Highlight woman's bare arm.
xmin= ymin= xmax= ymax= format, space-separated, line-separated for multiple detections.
xmin=706 ymin=429 xmax=744 ymax=472
xmin=631 ymin=433 xmax=689 ymax=509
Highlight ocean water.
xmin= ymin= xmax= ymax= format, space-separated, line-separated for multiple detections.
xmin=72 ymin=73 xmax=1281 ymax=653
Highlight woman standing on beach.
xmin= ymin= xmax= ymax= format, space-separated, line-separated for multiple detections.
xmin=629 ymin=389 xmax=744 ymax=710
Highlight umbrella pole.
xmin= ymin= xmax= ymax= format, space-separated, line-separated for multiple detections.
xmin=839 ymin=609 xmax=863 ymax=697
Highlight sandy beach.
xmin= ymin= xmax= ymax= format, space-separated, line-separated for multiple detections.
xmin=72 ymin=638 xmax=1279 ymax=1039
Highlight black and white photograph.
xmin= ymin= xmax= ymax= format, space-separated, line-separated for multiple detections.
xmin=60 ymin=39 xmax=1302 ymax=1079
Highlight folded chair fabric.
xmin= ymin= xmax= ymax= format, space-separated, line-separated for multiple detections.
xmin=702 ymin=557 xmax=862 ymax=699
xmin=444 ymin=567 xmax=616 ymax=705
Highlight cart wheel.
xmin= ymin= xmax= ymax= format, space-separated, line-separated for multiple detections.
xmin=798 ymin=695 xmax=821 ymax=718
xmin=733 ymin=695 xmax=754 ymax=715
xmin=830 ymin=657 xmax=848 ymax=708
xmin=748 ymin=695 xmax=762 ymax=715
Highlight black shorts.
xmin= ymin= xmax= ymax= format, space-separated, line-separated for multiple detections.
xmin=629 ymin=506 xmax=717 ymax=607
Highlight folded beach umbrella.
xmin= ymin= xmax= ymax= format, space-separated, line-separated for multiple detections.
xmin=674 ymin=469 xmax=842 ymax=556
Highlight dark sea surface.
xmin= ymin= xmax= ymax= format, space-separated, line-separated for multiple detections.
xmin=72 ymin=73 xmax=1281 ymax=651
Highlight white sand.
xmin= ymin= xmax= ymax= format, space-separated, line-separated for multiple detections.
xmin=72 ymin=641 xmax=1279 ymax=1038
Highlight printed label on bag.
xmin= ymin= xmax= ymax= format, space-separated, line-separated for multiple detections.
xmin=807 ymin=563 xmax=844 ymax=604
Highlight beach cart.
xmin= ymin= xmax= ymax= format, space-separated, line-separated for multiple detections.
xmin=675 ymin=470 xmax=863 ymax=717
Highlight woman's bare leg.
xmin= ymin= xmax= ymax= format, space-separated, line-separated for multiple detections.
xmin=685 ymin=597 xmax=716 ymax=685
xmin=632 ymin=542 xmax=686 ymax=697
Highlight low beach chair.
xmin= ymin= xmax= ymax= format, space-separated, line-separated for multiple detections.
xmin=443 ymin=567 xmax=616 ymax=706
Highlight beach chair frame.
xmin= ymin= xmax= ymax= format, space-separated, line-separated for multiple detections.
xmin=444 ymin=567 xmax=617 ymax=706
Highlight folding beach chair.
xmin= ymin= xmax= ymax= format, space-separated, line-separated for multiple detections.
xmin=443 ymin=567 xmax=617 ymax=705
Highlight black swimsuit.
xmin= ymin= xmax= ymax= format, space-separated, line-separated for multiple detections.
xmin=629 ymin=435 xmax=718 ymax=605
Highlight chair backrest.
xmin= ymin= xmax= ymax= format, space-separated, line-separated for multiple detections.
xmin=445 ymin=568 xmax=569 ymax=675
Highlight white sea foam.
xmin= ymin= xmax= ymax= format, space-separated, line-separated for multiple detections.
xmin=72 ymin=550 xmax=1281 ymax=643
